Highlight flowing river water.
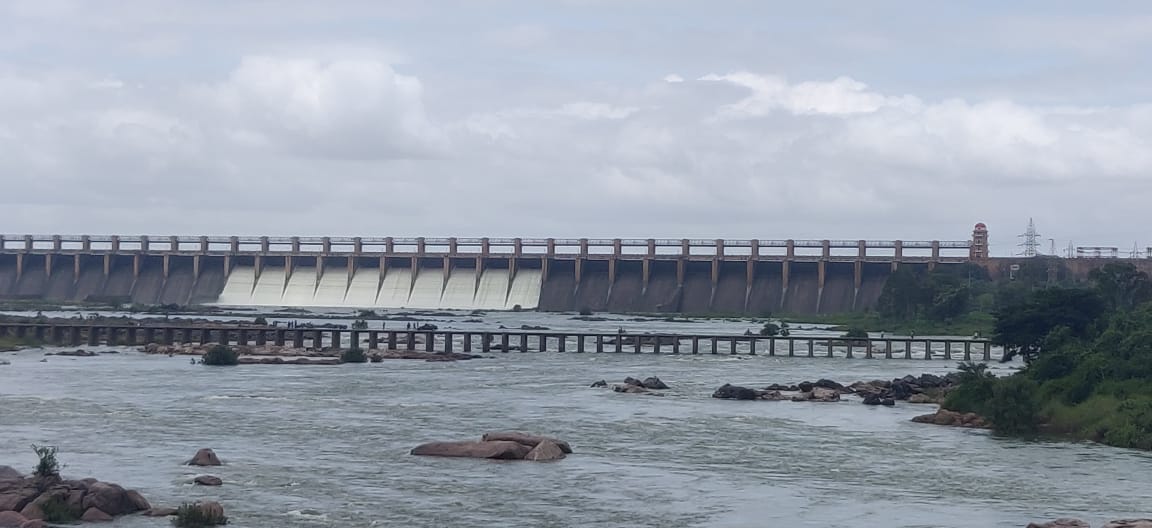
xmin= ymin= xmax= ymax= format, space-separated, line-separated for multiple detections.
xmin=2 ymin=310 xmax=1151 ymax=527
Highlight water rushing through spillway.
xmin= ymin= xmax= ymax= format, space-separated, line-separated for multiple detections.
xmin=2 ymin=320 xmax=1151 ymax=527
xmin=214 ymin=267 xmax=541 ymax=310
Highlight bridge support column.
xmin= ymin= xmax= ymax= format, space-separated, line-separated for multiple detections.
xmin=537 ymin=335 xmax=546 ymax=352
xmin=293 ymin=330 xmax=304 ymax=348
xmin=87 ymin=327 xmax=99 ymax=347
xmin=691 ymin=337 xmax=699 ymax=355
xmin=368 ymin=331 xmax=378 ymax=350
xmin=312 ymin=330 xmax=323 ymax=349
xmin=558 ymin=335 xmax=566 ymax=353
xmin=331 ymin=330 xmax=341 ymax=349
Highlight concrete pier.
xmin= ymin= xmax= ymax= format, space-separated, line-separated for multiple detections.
xmin=0 ymin=322 xmax=997 ymax=361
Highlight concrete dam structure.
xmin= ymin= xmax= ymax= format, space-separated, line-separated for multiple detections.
xmin=0 ymin=234 xmax=980 ymax=314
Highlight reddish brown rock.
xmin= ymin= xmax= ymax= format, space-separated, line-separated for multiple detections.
xmin=410 ymin=441 xmax=531 ymax=460
xmin=194 ymin=476 xmax=223 ymax=486
xmin=19 ymin=519 xmax=47 ymax=528
xmin=911 ymin=409 xmax=990 ymax=428
xmin=481 ymin=432 xmax=573 ymax=454
xmin=193 ymin=501 xmax=227 ymax=525
xmin=187 ymin=448 xmax=222 ymax=466
xmin=80 ymin=507 xmax=113 ymax=522
xmin=0 ymin=511 xmax=28 ymax=528
xmin=124 ymin=489 xmax=150 ymax=512
xmin=1102 ymin=521 xmax=1152 ymax=528
xmin=0 ymin=467 xmax=21 ymax=481
xmin=142 ymin=507 xmax=178 ymax=517
xmin=0 ymin=487 xmax=39 ymax=513
xmin=1027 ymin=520 xmax=1089 ymax=528
xmin=523 ymin=440 xmax=567 ymax=461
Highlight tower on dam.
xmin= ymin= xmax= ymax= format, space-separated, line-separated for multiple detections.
xmin=0 ymin=233 xmax=988 ymax=314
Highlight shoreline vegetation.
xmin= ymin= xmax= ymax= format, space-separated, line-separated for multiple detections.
xmin=926 ymin=262 xmax=1152 ymax=451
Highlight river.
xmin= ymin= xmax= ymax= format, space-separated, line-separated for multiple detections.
xmin=1 ymin=311 xmax=1150 ymax=527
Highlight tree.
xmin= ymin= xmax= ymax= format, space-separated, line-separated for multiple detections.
xmin=1090 ymin=262 xmax=1152 ymax=312
xmin=992 ymin=287 xmax=1106 ymax=364
xmin=759 ymin=322 xmax=781 ymax=337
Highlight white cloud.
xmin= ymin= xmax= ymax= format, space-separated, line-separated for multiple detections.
xmin=701 ymin=72 xmax=917 ymax=116
xmin=202 ymin=55 xmax=444 ymax=160
xmin=663 ymin=74 xmax=684 ymax=83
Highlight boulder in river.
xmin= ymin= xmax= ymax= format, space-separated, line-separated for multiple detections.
xmin=0 ymin=511 xmax=27 ymax=528
xmin=1102 ymin=521 xmax=1152 ymax=528
xmin=524 ymin=441 xmax=567 ymax=462
xmin=186 ymin=448 xmax=222 ymax=466
xmin=590 ymin=380 xmax=607 ymax=388
xmin=411 ymin=441 xmax=531 ymax=460
xmin=911 ymin=409 xmax=989 ymax=428
xmin=481 ymin=432 xmax=573 ymax=454
xmin=193 ymin=476 xmax=222 ymax=486
xmin=0 ymin=473 xmax=150 ymax=523
xmin=1026 ymin=520 xmax=1090 ymax=528
xmin=641 ymin=377 xmax=669 ymax=390
xmin=712 ymin=384 xmax=759 ymax=400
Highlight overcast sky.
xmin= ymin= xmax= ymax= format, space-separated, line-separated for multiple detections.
xmin=1 ymin=1 xmax=1150 ymax=256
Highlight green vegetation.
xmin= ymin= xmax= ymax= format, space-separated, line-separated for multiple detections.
xmin=172 ymin=502 xmax=229 ymax=527
xmin=758 ymin=321 xmax=790 ymax=336
xmin=201 ymin=345 xmax=240 ymax=366
xmin=340 ymin=347 xmax=367 ymax=364
xmin=40 ymin=494 xmax=78 ymax=522
xmin=31 ymin=444 xmax=60 ymax=478
xmin=0 ymin=335 xmax=47 ymax=352
xmin=939 ymin=262 xmax=1152 ymax=450
xmin=840 ymin=327 xmax=869 ymax=340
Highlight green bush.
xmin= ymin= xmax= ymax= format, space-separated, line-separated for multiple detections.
xmin=759 ymin=322 xmax=781 ymax=337
xmin=578 ymin=307 xmax=593 ymax=316
xmin=202 ymin=345 xmax=239 ymax=366
xmin=172 ymin=502 xmax=229 ymax=527
xmin=1101 ymin=398 xmax=1152 ymax=450
xmin=841 ymin=327 xmax=869 ymax=340
xmin=40 ymin=494 xmax=77 ymax=522
xmin=31 ymin=444 xmax=60 ymax=478
xmin=340 ymin=347 xmax=367 ymax=364
xmin=986 ymin=375 xmax=1040 ymax=435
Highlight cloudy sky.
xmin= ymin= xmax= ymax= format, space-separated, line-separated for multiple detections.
xmin=1 ymin=0 xmax=1150 ymax=256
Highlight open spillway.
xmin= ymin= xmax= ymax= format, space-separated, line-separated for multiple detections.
xmin=0 ymin=253 xmax=930 ymax=313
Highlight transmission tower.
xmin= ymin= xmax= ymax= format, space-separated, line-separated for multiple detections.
xmin=1017 ymin=218 xmax=1042 ymax=257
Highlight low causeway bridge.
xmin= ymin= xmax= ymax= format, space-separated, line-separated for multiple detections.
xmin=1 ymin=322 xmax=998 ymax=361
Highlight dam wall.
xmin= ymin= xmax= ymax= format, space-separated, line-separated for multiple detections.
xmin=0 ymin=234 xmax=1003 ymax=314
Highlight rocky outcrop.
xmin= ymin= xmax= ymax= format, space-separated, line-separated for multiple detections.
xmin=0 ymin=474 xmax=150 ymax=524
xmin=45 ymin=350 xmax=97 ymax=357
xmin=524 ymin=441 xmax=567 ymax=462
xmin=911 ymin=409 xmax=989 ymax=428
xmin=481 ymin=432 xmax=573 ymax=454
xmin=0 ymin=511 xmax=27 ymax=528
xmin=186 ymin=448 xmax=222 ymax=466
xmin=238 ymin=357 xmax=341 ymax=365
xmin=790 ymin=387 xmax=841 ymax=402
xmin=370 ymin=350 xmax=486 ymax=362
xmin=142 ymin=507 xmax=178 ymax=517
xmin=1027 ymin=520 xmax=1090 ymax=528
xmin=193 ymin=476 xmax=222 ymax=486
xmin=0 ymin=467 xmax=20 ymax=481
xmin=593 ymin=376 xmax=670 ymax=395
xmin=412 ymin=432 xmax=572 ymax=462
xmin=411 ymin=441 xmax=531 ymax=460
xmin=1102 ymin=521 xmax=1152 ymax=528
xmin=861 ymin=394 xmax=896 ymax=406
xmin=712 ymin=384 xmax=760 ymax=400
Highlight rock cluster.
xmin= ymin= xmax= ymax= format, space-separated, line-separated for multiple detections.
xmin=44 ymin=350 xmax=98 ymax=357
xmin=411 ymin=432 xmax=571 ymax=462
xmin=591 ymin=376 xmax=670 ymax=395
xmin=846 ymin=373 xmax=958 ymax=403
xmin=0 ymin=466 xmax=150 ymax=526
xmin=910 ymin=409 xmax=989 ymax=428
xmin=143 ymin=343 xmax=485 ymax=363
xmin=1028 ymin=520 xmax=1152 ymax=528
xmin=711 ymin=382 xmax=841 ymax=402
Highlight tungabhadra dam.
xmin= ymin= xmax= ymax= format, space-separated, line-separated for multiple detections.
xmin=0 ymin=226 xmax=1136 ymax=314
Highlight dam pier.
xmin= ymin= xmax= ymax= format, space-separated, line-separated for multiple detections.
xmin=0 ymin=322 xmax=995 ymax=360
xmin=0 ymin=234 xmax=977 ymax=314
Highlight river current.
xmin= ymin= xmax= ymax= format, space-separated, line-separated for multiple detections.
xmin=2 ymin=310 xmax=1150 ymax=527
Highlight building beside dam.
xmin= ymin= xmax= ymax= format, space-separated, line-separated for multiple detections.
xmin=0 ymin=227 xmax=1148 ymax=314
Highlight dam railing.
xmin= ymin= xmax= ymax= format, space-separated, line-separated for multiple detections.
xmin=0 ymin=322 xmax=997 ymax=360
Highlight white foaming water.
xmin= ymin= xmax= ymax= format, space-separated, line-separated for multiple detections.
xmin=343 ymin=269 xmax=380 ymax=307
xmin=216 ymin=266 xmax=256 ymax=305
xmin=281 ymin=267 xmax=316 ymax=306
xmin=473 ymin=269 xmax=509 ymax=310
xmin=440 ymin=268 xmax=477 ymax=309
xmin=406 ymin=268 xmax=444 ymax=309
xmin=376 ymin=268 xmax=412 ymax=307
xmin=505 ymin=269 xmax=542 ymax=310
xmin=313 ymin=267 xmax=348 ymax=307
xmin=250 ymin=267 xmax=287 ymax=306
